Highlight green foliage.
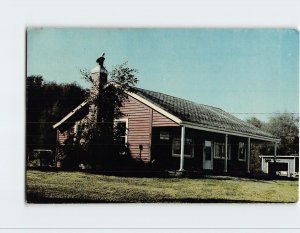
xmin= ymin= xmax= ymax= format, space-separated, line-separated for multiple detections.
xmin=61 ymin=134 xmax=87 ymax=170
xmin=77 ymin=62 xmax=138 ymax=168
xmin=246 ymin=117 xmax=263 ymax=129
xmin=110 ymin=62 xmax=139 ymax=89
xmin=264 ymin=112 xmax=299 ymax=155
xmin=26 ymin=76 xmax=86 ymax=157
xmin=247 ymin=114 xmax=299 ymax=155
xmin=247 ymin=114 xmax=299 ymax=172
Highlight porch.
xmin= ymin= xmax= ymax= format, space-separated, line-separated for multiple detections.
xmin=151 ymin=126 xmax=278 ymax=174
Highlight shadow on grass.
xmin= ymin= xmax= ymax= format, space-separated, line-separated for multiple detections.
xmin=84 ymin=170 xmax=298 ymax=183
xmin=26 ymin=167 xmax=298 ymax=182
xmin=26 ymin=193 xmax=288 ymax=204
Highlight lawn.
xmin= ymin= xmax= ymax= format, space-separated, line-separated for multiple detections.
xmin=26 ymin=170 xmax=298 ymax=203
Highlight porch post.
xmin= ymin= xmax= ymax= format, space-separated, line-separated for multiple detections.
xmin=224 ymin=134 xmax=228 ymax=173
xmin=247 ymin=137 xmax=251 ymax=173
xmin=179 ymin=126 xmax=185 ymax=171
xmin=274 ymin=142 xmax=277 ymax=162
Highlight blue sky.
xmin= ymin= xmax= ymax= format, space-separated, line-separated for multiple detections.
xmin=27 ymin=28 xmax=299 ymax=122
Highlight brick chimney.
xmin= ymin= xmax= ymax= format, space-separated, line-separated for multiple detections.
xmin=89 ymin=53 xmax=108 ymax=122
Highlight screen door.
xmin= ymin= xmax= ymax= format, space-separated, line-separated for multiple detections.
xmin=203 ymin=140 xmax=213 ymax=170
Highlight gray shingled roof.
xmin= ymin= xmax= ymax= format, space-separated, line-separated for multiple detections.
xmin=132 ymin=87 xmax=277 ymax=139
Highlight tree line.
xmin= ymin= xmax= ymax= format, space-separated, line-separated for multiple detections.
xmin=246 ymin=114 xmax=299 ymax=172
xmin=26 ymin=75 xmax=86 ymax=156
xmin=247 ymin=114 xmax=299 ymax=155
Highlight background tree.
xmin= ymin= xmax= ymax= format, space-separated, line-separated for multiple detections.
xmin=246 ymin=117 xmax=263 ymax=129
xmin=26 ymin=76 xmax=44 ymax=155
xmin=263 ymin=112 xmax=299 ymax=155
xmin=247 ymin=113 xmax=299 ymax=172
xmin=26 ymin=76 xmax=86 ymax=159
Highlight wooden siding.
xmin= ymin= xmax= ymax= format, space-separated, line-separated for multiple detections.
xmin=55 ymin=94 xmax=180 ymax=164
xmin=121 ymin=96 xmax=152 ymax=162
xmin=120 ymin=95 xmax=179 ymax=162
xmin=152 ymin=109 xmax=178 ymax=127
xmin=57 ymin=129 xmax=69 ymax=144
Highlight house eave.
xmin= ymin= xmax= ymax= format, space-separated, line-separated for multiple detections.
xmin=125 ymin=90 xmax=182 ymax=125
xmin=181 ymin=121 xmax=280 ymax=143
xmin=259 ymin=155 xmax=298 ymax=158
xmin=53 ymin=101 xmax=88 ymax=129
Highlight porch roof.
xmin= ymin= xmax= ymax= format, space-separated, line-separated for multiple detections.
xmin=131 ymin=87 xmax=279 ymax=141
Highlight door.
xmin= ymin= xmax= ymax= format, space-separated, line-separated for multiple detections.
xmin=268 ymin=162 xmax=288 ymax=176
xmin=203 ymin=140 xmax=213 ymax=170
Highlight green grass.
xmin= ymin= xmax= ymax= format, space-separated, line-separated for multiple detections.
xmin=26 ymin=170 xmax=298 ymax=203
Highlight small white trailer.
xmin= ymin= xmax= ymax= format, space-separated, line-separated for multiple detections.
xmin=260 ymin=155 xmax=299 ymax=178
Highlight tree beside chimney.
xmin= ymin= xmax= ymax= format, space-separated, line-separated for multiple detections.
xmin=74 ymin=54 xmax=139 ymax=169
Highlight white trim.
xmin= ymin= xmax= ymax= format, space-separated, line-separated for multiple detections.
xmin=182 ymin=122 xmax=280 ymax=143
xmin=53 ymin=101 xmax=88 ymax=129
xmin=274 ymin=142 xmax=277 ymax=162
xmin=179 ymin=126 xmax=185 ymax=171
xmin=52 ymin=82 xmax=115 ymax=129
xmin=293 ymin=157 xmax=296 ymax=175
xmin=214 ymin=142 xmax=231 ymax=160
xmin=126 ymin=90 xmax=182 ymax=125
xmin=259 ymin=155 xmax=299 ymax=158
xmin=247 ymin=137 xmax=251 ymax=173
xmin=203 ymin=140 xmax=213 ymax=170
xmin=224 ymin=134 xmax=228 ymax=173
xmin=114 ymin=118 xmax=129 ymax=144
xmin=74 ymin=122 xmax=79 ymax=134
xmin=172 ymin=136 xmax=194 ymax=159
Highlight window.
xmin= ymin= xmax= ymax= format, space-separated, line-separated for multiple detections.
xmin=214 ymin=143 xmax=231 ymax=160
xmin=238 ymin=142 xmax=246 ymax=161
xmin=172 ymin=137 xmax=194 ymax=158
xmin=114 ymin=119 xmax=128 ymax=145
xmin=160 ymin=131 xmax=170 ymax=140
